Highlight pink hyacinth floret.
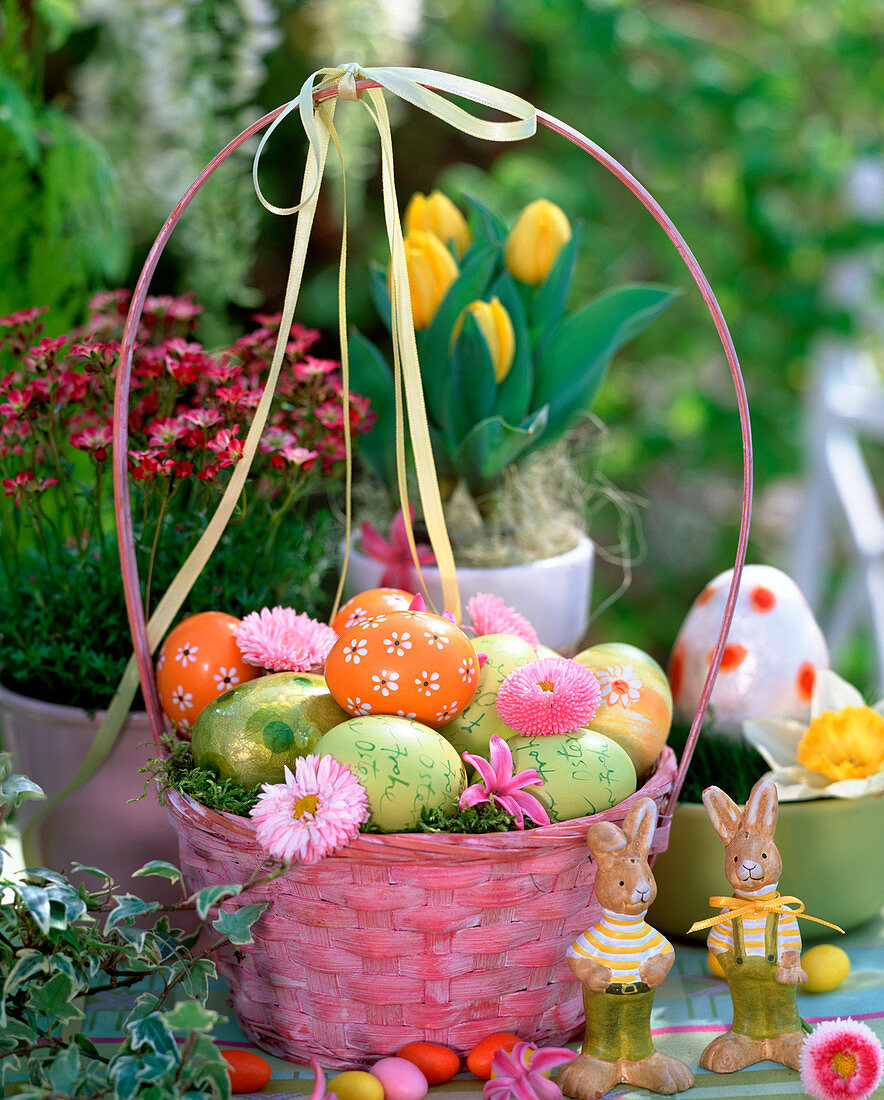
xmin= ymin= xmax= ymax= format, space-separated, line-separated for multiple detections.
xmin=496 ymin=656 xmax=601 ymax=736
xmin=484 ymin=1041 xmax=577 ymax=1100
xmin=800 ymin=1017 xmax=883 ymax=1100
xmin=235 ymin=606 xmax=337 ymax=672
xmin=461 ymin=734 xmax=550 ymax=829
xmin=467 ymin=592 xmax=539 ymax=647
xmin=250 ymin=755 xmax=370 ymax=864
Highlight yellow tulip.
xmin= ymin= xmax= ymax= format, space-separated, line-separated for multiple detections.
xmin=453 ymin=296 xmax=516 ymax=383
xmin=404 ymin=189 xmax=472 ymax=258
xmin=397 ymin=230 xmax=459 ymax=330
xmin=504 ymin=199 xmax=572 ymax=286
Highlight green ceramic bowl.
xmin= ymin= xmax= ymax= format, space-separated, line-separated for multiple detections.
xmin=649 ymin=795 xmax=884 ymax=942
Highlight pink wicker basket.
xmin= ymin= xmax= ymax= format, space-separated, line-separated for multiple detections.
xmin=113 ymin=70 xmax=753 ymax=1068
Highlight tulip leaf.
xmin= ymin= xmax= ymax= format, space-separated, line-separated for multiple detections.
xmin=533 ymin=283 xmax=680 ymax=445
xmin=418 ymin=244 xmax=499 ymax=425
xmin=368 ymin=261 xmax=393 ymax=332
xmin=346 ymin=329 xmax=396 ymax=485
xmin=462 ymin=192 xmax=508 ymax=249
xmin=453 ymin=406 xmax=549 ymax=497
xmin=445 ymin=312 xmax=498 ymax=443
xmin=528 ymin=221 xmax=583 ymax=345
xmin=490 ymin=271 xmax=533 ymax=424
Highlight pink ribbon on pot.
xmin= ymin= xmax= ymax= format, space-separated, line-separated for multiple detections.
xmin=359 ymin=507 xmax=435 ymax=589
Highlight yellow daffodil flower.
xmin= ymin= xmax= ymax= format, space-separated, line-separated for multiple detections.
xmin=404 ymin=190 xmax=472 ymax=259
xmin=504 ymin=198 xmax=572 ymax=286
xmin=743 ymin=670 xmax=884 ymax=800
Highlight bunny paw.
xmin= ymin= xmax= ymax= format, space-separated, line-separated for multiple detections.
xmin=556 ymin=1054 xmax=619 ymax=1100
xmin=623 ymin=1053 xmax=694 ymax=1094
xmin=700 ymin=1031 xmax=764 ymax=1073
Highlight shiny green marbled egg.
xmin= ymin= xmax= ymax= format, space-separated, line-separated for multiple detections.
xmin=190 ymin=672 xmax=348 ymax=788
xmin=314 ymin=715 xmax=467 ymax=831
xmin=438 ymin=633 xmax=538 ymax=759
xmin=508 ymin=729 xmax=637 ymax=823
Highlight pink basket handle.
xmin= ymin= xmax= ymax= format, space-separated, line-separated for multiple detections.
xmin=113 ymin=82 xmax=752 ymax=819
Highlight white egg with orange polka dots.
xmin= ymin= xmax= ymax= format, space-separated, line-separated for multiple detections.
xmin=668 ymin=565 xmax=830 ymax=736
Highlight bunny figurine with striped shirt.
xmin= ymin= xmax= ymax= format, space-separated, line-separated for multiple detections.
xmin=692 ymin=777 xmax=809 ymax=1072
xmin=557 ymin=798 xmax=694 ymax=1099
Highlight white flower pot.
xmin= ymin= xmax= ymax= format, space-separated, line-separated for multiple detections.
xmin=344 ymin=535 xmax=594 ymax=654
xmin=0 ymin=683 xmax=180 ymax=898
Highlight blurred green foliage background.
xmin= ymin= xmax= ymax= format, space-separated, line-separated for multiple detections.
xmin=3 ymin=0 xmax=883 ymax=679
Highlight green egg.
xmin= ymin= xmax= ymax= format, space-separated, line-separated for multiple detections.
xmin=438 ymin=633 xmax=538 ymax=759
xmin=508 ymin=729 xmax=637 ymax=823
xmin=314 ymin=715 xmax=467 ymax=832
xmin=190 ymin=672 xmax=349 ymax=788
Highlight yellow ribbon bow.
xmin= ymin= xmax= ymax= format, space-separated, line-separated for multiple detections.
xmin=252 ymin=64 xmax=537 ymax=622
xmin=687 ymin=892 xmax=845 ymax=935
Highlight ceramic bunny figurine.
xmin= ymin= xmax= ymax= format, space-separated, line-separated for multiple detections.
xmin=557 ymin=798 xmax=694 ymax=1100
xmin=694 ymin=777 xmax=808 ymax=1072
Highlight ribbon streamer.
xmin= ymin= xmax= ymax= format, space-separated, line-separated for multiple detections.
xmin=687 ymin=892 xmax=845 ymax=935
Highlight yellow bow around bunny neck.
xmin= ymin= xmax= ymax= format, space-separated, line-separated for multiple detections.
xmin=250 ymin=64 xmax=537 ymax=624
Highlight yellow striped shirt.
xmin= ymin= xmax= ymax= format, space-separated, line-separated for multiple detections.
xmin=707 ymin=883 xmax=802 ymax=959
xmin=568 ymin=909 xmax=673 ymax=982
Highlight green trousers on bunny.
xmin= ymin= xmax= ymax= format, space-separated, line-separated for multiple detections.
xmin=580 ymin=984 xmax=656 ymax=1063
xmin=719 ymin=913 xmax=803 ymax=1040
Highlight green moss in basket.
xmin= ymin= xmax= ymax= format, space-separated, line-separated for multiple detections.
xmin=668 ymin=720 xmax=767 ymax=805
xmin=144 ymin=738 xmax=262 ymax=816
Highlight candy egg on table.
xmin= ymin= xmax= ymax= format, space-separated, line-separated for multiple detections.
xmin=573 ymin=642 xmax=673 ymax=777
xmin=507 ymin=729 xmax=636 ymax=823
xmin=439 ymin=632 xmax=538 ymax=759
xmin=668 ymin=564 xmax=830 ymax=736
xmin=332 ymin=587 xmax=414 ymax=634
xmin=190 ymin=672 xmax=349 ymax=787
xmin=314 ymin=715 xmax=467 ymax=831
xmin=156 ymin=611 xmax=260 ymax=737
xmin=330 ymin=1072 xmax=385 ymax=1100
xmin=324 ymin=608 xmax=479 ymax=728
xmin=370 ymin=1058 xmax=429 ymax=1100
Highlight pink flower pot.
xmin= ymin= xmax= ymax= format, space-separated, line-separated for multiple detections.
xmin=0 ymin=682 xmax=180 ymax=899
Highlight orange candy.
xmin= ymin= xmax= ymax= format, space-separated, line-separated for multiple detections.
xmin=220 ymin=1048 xmax=272 ymax=1093
xmin=466 ymin=1033 xmax=521 ymax=1080
xmin=332 ymin=588 xmax=414 ymax=634
xmin=396 ymin=1042 xmax=461 ymax=1085
xmin=324 ymin=608 xmax=479 ymax=728
xmin=156 ymin=611 xmax=260 ymax=738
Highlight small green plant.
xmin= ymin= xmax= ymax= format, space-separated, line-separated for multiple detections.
xmin=0 ymin=753 xmax=270 ymax=1099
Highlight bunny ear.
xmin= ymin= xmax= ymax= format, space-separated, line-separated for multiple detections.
xmin=586 ymin=820 xmax=628 ymax=859
xmin=702 ymin=785 xmax=743 ymax=844
xmin=744 ymin=777 xmax=778 ymax=838
xmin=624 ymin=798 xmax=658 ymax=857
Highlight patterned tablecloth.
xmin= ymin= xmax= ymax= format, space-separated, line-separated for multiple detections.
xmin=73 ymin=911 xmax=884 ymax=1100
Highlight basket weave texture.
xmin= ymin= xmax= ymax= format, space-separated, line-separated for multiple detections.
xmin=166 ymin=746 xmax=675 ymax=1068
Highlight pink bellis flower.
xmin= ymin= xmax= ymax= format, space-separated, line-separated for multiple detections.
xmin=461 ymin=734 xmax=550 ymax=828
xmin=467 ymin=592 xmax=539 ymax=647
xmin=496 ymin=656 xmax=601 ymax=736
xmin=800 ymin=1017 xmax=883 ymax=1100
xmin=235 ymin=606 xmax=337 ymax=672
xmin=250 ymin=754 xmax=370 ymax=863
xmin=359 ymin=505 xmax=435 ymax=589
xmin=485 ymin=1041 xmax=577 ymax=1100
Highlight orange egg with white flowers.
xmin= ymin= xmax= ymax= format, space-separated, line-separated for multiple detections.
xmin=325 ymin=609 xmax=479 ymax=728
xmin=332 ymin=588 xmax=414 ymax=635
xmin=156 ymin=611 xmax=260 ymax=737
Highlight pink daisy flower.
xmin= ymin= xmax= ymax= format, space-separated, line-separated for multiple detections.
xmin=496 ymin=656 xmax=601 ymax=736
xmin=460 ymin=734 xmax=550 ymax=828
xmin=466 ymin=593 xmax=539 ymax=647
xmin=250 ymin=755 xmax=370 ymax=863
xmin=484 ymin=1041 xmax=577 ymax=1100
xmin=235 ymin=606 xmax=337 ymax=672
xmin=800 ymin=1017 xmax=883 ymax=1100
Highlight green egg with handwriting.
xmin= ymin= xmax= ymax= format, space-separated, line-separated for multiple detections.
xmin=314 ymin=715 xmax=467 ymax=831
xmin=439 ymin=633 xmax=538 ymax=759
xmin=508 ymin=729 xmax=637 ymax=823
xmin=191 ymin=672 xmax=348 ymax=788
